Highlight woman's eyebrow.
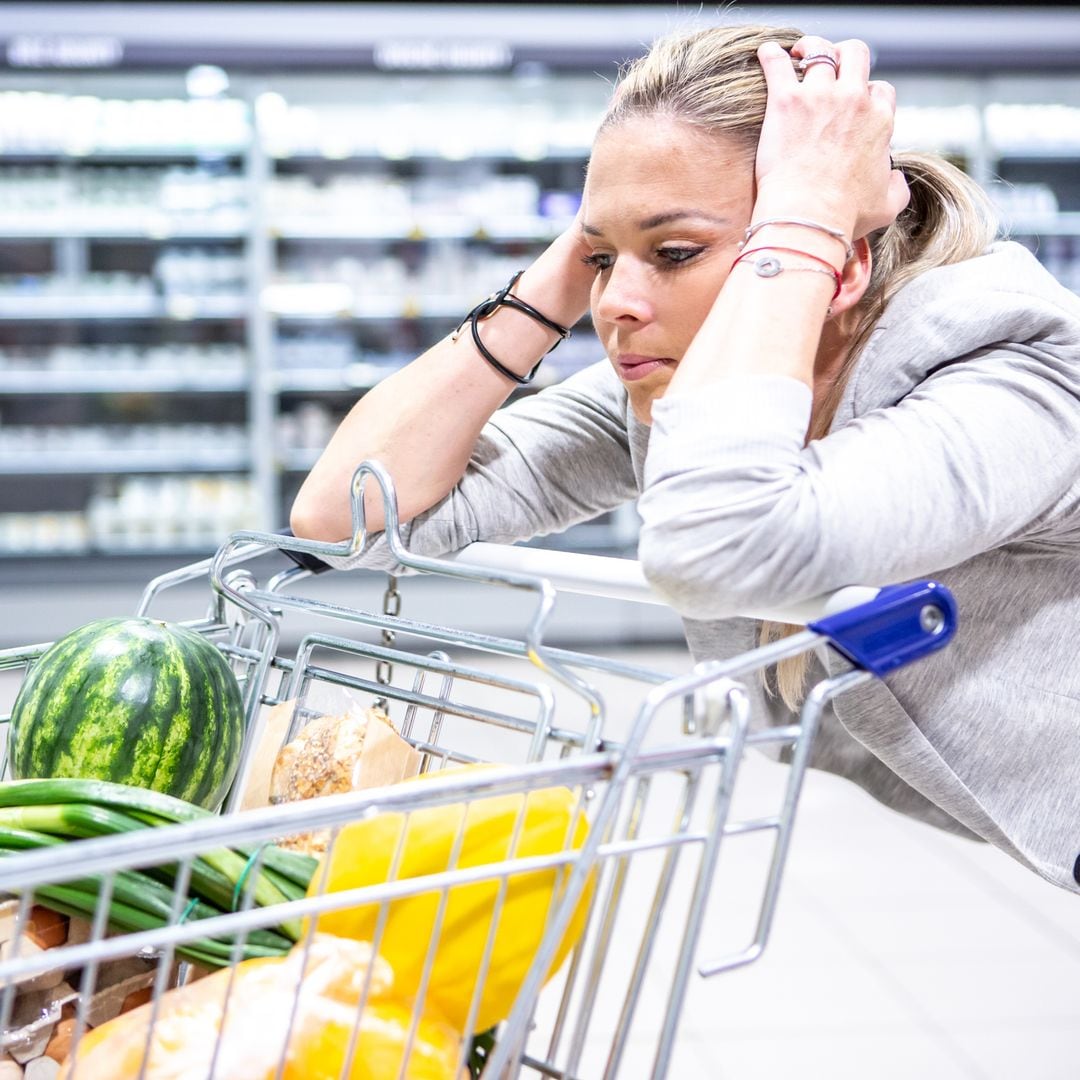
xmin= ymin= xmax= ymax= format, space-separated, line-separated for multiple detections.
xmin=638 ymin=210 xmax=731 ymax=229
xmin=581 ymin=210 xmax=731 ymax=236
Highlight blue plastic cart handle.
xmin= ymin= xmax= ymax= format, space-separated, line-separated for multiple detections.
xmin=808 ymin=580 xmax=958 ymax=677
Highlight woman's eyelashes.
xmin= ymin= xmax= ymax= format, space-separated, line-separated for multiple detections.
xmin=657 ymin=245 xmax=706 ymax=266
xmin=580 ymin=245 xmax=707 ymax=272
xmin=581 ymin=252 xmax=614 ymax=271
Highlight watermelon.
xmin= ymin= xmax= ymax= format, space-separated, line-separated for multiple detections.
xmin=8 ymin=617 xmax=245 ymax=811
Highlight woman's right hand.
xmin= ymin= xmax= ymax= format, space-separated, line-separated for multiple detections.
xmin=754 ymin=36 xmax=909 ymax=241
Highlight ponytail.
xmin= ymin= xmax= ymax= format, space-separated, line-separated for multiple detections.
xmin=808 ymin=151 xmax=1000 ymax=444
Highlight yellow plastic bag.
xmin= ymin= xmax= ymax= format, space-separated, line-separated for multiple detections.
xmin=309 ymin=775 xmax=593 ymax=1032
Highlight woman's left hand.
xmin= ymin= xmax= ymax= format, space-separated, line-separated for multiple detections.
xmin=754 ymin=35 xmax=910 ymax=241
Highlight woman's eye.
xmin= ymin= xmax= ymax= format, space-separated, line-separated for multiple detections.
xmin=657 ymin=245 xmax=705 ymax=266
xmin=581 ymin=252 xmax=614 ymax=271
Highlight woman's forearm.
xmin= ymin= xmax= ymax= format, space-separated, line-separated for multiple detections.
xmin=290 ymin=229 xmax=595 ymax=542
xmin=666 ymin=214 xmax=845 ymax=400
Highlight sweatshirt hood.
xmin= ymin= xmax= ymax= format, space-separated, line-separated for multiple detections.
xmin=834 ymin=240 xmax=1080 ymax=429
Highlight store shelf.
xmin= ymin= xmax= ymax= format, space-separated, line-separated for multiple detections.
xmin=0 ymin=148 xmax=248 ymax=162
xmin=279 ymin=449 xmax=322 ymax=473
xmin=0 ymin=450 xmax=250 ymax=475
xmin=0 ymin=542 xmax=223 ymax=559
xmin=2 ymin=31 xmax=1079 ymax=571
xmin=0 ymin=295 xmax=247 ymax=320
xmin=0 ymin=370 xmax=247 ymax=393
xmin=271 ymin=302 xmax=466 ymax=322
xmin=0 ymin=221 xmax=248 ymax=240
xmin=266 ymin=148 xmax=592 ymax=164
xmin=994 ymin=150 xmax=1080 ymax=163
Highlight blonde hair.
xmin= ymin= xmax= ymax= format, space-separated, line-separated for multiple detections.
xmin=610 ymin=26 xmax=1000 ymax=709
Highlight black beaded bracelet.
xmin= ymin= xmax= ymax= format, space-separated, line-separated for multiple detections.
xmin=453 ymin=270 xmax=572 ymax=386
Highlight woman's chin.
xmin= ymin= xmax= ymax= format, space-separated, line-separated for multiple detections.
xmin=627 ymin=384 xmax=669 ymax=426
xmin=622 ymin=369 xmax=677 ymax=426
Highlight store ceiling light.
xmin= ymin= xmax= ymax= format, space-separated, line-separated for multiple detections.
xmin=186 ymin=65 xmax=230 ymax=100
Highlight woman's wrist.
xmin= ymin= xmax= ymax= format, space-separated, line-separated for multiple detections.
xmin=453 ymin=234 xmax=592 ymax=382
xmin=751 ymin=181 xmax=857 ymax=249
xmin=469 ymin=228 xmax=593 ymax=380
xmin=738 ymin=223 xmax=848 ymax=274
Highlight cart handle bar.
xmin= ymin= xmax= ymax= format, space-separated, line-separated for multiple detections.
xmin=256 ymin=459 xmax=958 ymax=675
xmin=449 ymin=547 xmax=958 ymax=675
xmin=445 ymin=542 xmax=879 ymax=621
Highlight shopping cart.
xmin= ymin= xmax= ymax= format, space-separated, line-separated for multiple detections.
xmin=0 ymin=460 xmax=957 ymax=1079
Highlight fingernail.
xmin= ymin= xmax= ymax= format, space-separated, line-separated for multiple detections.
xmin=759 ymin=41 xmax=783 ymax=57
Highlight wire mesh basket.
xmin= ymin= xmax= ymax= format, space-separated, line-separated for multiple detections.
xmin=0 ymin=461 xmax=957 ymax=1079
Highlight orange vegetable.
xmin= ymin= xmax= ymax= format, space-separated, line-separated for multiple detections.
xmin=60 ymin=936 xmax=462 ymax=1080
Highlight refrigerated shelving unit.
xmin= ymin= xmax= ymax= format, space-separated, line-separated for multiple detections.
xmin=1 ymin=2 xmax=1078 ymax=582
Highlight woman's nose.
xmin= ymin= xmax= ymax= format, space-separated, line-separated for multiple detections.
xmin=594 ymin=260 xmax=653 ymax=324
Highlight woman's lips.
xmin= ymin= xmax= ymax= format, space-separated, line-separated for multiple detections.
xmin=616 ymin=355 xmax=676 ymax=382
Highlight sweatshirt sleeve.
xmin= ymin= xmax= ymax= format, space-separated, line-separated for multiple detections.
xmin=326 ymin=360 xmax=637 ymax=571
xmin=637 ymin=352 xmax=1080 ymax=619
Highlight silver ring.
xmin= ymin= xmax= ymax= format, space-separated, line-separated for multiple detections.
xmin=798 ymin=52 xmax=839 ymax=75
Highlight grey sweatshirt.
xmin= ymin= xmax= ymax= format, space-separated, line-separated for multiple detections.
xmin=339 ymin=241 xmax=1080 ymax=894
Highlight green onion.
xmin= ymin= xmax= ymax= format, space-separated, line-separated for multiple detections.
xmin=0 ymin=779 xmax=318 ymax=965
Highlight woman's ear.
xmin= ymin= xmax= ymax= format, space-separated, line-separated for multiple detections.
xmin=828 ymin=236 xmax=872 ymax=319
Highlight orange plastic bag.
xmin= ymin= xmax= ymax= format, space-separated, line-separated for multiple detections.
xmin=61 ymin=936 xmax=463 ymax=1080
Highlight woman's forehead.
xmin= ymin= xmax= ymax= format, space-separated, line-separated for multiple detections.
xmin=584 ymin=117 xmax=753 ymax=219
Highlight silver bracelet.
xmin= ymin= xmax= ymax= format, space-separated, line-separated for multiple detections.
xmin=733 ymin=251 xmax=840 ymax=297
xmin=741 ymin=217 xmax=854 ymax=262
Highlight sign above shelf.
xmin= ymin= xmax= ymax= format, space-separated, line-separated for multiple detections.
xmin=3 ymin=5 xmax=1080 ymax=72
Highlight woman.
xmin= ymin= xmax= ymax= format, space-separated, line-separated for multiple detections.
xmin=292 ymin=25 xmax=1080 ymax=893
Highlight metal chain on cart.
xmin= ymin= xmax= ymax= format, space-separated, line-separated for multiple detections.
xmin=374 ymin=574 xmax=401 ymax=710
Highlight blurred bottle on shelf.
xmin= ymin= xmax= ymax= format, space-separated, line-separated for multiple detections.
xmin=154 ymin=247 xmax=247 ymax=297
xmin=0 ymin=512 xmax=88 ymax=555
xmin=82 ymin=475 xmax=260 ymax=553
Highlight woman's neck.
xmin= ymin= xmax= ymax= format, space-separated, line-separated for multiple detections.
xmin=809 ymin=314 xmax=856 ymax=441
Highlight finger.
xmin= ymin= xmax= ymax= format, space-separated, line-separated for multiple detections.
xmin=868 ymin=79 xmax=897 ymax=108
xmin=789 ymin=34 xmax=836 ymax=61
xmin=833 ymin=38 xmax=872 ymax=87
xmin=790 ymin=34 xmax=840 ymax=81
xmin=868 ymin=80 xmax=899 ymax=143
xmin=757 ymin=40 xmax=799 ymax=90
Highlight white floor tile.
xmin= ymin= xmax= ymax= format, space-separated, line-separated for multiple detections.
xmin=818 ymin=888 xmax=1072 ymax=963
xmin=881 ymin=955 xmax=1080 ymax=1026
xmin=942 ymin=840 xmax=1080 ymax=952
xmin=679 ymin=944 xmax=923 ymax=1038
xmin=691 ymin=1027 xmax=981 ymax=1080
xmin=948 ymin=1020 xmax=1080 ymax=1080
